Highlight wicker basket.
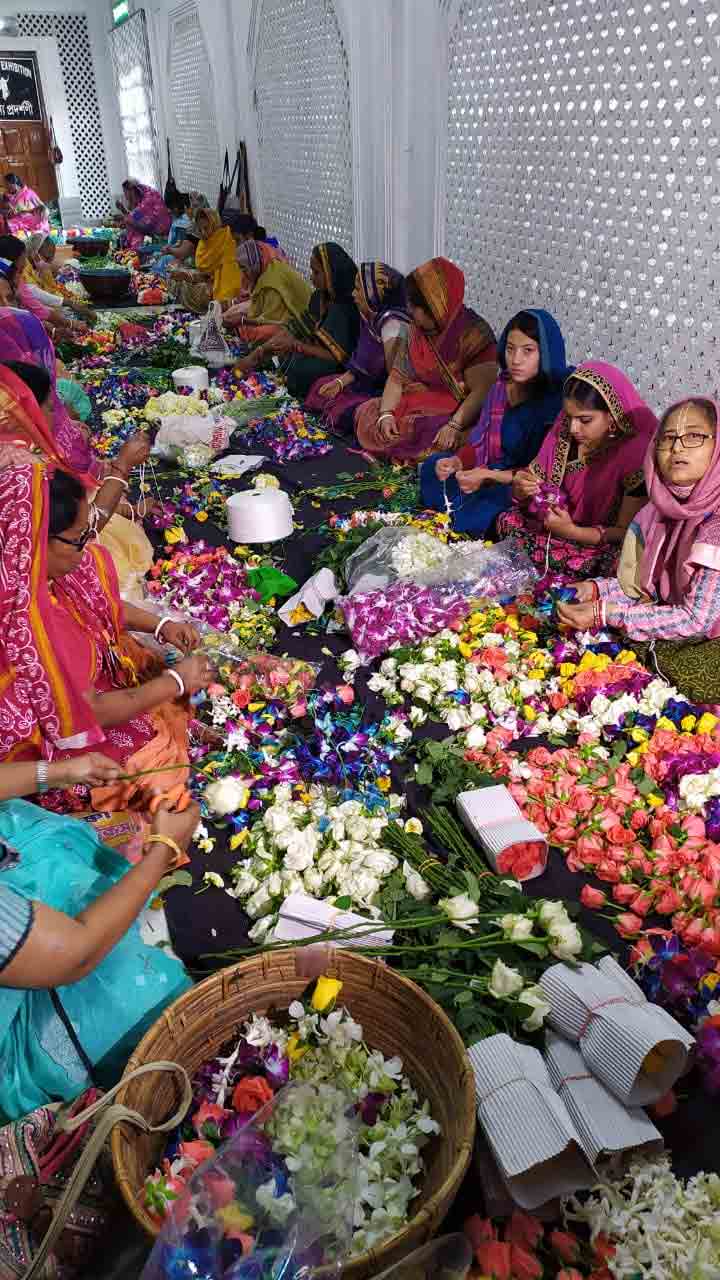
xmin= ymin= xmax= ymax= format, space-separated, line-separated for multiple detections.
xmin=111 ymin=950 xmax=475 ymax=1279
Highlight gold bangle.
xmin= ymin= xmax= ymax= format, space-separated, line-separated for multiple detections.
xmin=144 ymin=834 xmax=184 ymax=866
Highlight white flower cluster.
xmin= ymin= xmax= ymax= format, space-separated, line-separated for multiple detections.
xmin=500 ymin=901 xmax=584 ymax=962
xmin=288 ymin=1003 xmax=440 ymax=1253
xmin=390 ymin=530 xmax=452 ymax=578
xmin=142 ymin=391 xmax=209 ymax=421
xmin=229 ymin=784 xmax=403 ymax=939
xmin=486 ymin=959 xmax=551 ymax=1032
xmin=678 ymin=766 xmax=720 ymax=811
xmin=565 ymin=1154 xmax=720 ymax=1278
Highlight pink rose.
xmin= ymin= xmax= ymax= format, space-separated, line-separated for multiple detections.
xmin=580 ymin=885 xmax=607 ymax=909
xmin=613 ymin=884 xmax=639 ymax=906
xmin=615 ymin=912 xmax=643 ymax=937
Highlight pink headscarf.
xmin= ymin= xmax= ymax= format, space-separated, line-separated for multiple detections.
xmin=531 ymin=360 xmax=658 ymax=526
xmin=0 ymin=463 xmax=104 ymax=760
xmin=639 ymin=396 xmax=720 ymax=605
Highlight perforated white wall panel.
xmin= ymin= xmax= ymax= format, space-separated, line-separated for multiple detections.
xmin=444 ymin=0 xmax=720 ymax=407
xmin=17 ymin=12 xmax=111 ymax=220
xmin=168 ymin=2 xmax=222 ymax=201
xmin=253 ymin=0 xmax=353 ymax=271
xmin=111 ymin=11 xmax=161 ymax=191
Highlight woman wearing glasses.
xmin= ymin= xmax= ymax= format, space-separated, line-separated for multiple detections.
xmin=0 ymin=463 xmax=214 ymax=815
xmin=558 ymin=398 xmax=720 ymax=702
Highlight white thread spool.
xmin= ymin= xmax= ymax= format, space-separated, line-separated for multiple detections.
xmin=171 ymin=365 xmax=209 ymax=393
xmin=226 ymin=488 xmax=294 ymax=542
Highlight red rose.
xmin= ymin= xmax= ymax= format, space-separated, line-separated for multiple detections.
xmin=464 ymin=1214 xmax=496 ymax=1249
xmin=505 ymin=1210 xmax=543 ymax=1249
xmin=474 ymin=1241 xmax=512 ymax=1278
xmin=509 ymin=1243 xmax=543 ymax=1279
xmin=616 ymin=912 xmax=643 ymax=937
xmin=612 ymin=884 xmax=639 ymax=906
xmin=580 ymin=885 xmax=607 ymax=909
xmin=549 ymin=1230 xmax=580 ymax=1263
xmin=231 ymin=1075 xmax=274 ymax=1114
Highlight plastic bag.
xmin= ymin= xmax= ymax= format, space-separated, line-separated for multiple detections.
xmin=193 ymin=300 xmax=232 ymax=368
xmin=154 ymin=412 xmax=232 ymax=464
xmin=345 ymin=528 xmax=537 ymax=600
xmin=373 ymin=1234 xmax=473 ymax=1280
xmin=140 ymin=1081 xmax=358 ymax=1280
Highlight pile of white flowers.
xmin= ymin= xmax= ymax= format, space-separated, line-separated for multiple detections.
xmin=565 ymin=1155 xmax=720 ymax=1278
xmin=142 ymin=391 xmax=209 ymax=421
xmin=229 ymin=784 xmax=403 ymax=939
xmin=286 ymin=1000 xmax=440 ymax=1252
xmin=390 ymin=530 xmax=452 ymax=579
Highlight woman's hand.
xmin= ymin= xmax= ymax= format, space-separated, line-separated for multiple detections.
xmin=117 ymin=432 xmax=151 ymax=472
xmin=457 ymin=467 xmax=488 ymax=494
xmin=378 ymin=412 xmax=399 ymax=442
xmin=435 ymin=456 xmax=462 ymax=482
xmin=557 ymin=601 xmax=597 ymax=631
xmin=434 ymin=422 xmax=461 ymax=451
xmin=148 ymin=803 xmax=200 ymax=868
xmin=318 ymin=378 xmax=344 ymax=400
xmin=543 ymin=506 xmax=577 ymax=538
xmin=174 ymin=653 xmax=215 ymax=695
xmin=266 ymin=330 xmax=294 ymax=354
xmin=512 ymin=469 xmax=540 ymax=502
xmin=223 ymin=303 xmax=246 ymax=327
xmin=49 ymin=753 xmax=122 ymax=789
xmin=571 ymin=581 xmax=597 ymax=603
xmin=159 ymin=619 xmax=201 ymax=654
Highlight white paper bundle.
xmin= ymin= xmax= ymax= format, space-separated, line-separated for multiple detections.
xmin=597 ymin=955 xmax=696 ymax=1055
xmin=456 ymin=785 xmax=547 ymax=879
xmin=274 ymin=893 xmax=394 ymax=949
xmin=539 ymin=961 xmax=692 ymax=1106
xmin=467 ymin=1033 xmax=594 ymax=1208
xmin=544 ymin=1031 xmax=663 ymax=1165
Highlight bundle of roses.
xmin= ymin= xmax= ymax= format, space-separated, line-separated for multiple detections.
xmin=464 ymin=1207 xmax=614 ymax=1279
xmin=471 ymin=738 xmax=720 ymax=953
xmin=226 ymin=782 xmax=404 ymax=940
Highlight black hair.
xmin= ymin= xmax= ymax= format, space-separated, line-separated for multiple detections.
xmin=222 ymin=211 xmax=266 ymax=239
xmin=0 ymin=234 xmax=27 ymax=286
xmin=4 ymin=173 xmax=21 ymax=186
xmin=504 ymin=310 xmax=548 ymax=398
xmin=48 ymin=469 xmax=84 ymax=537
xmin=2 ymin=360 xmax=51 ymax=406
xmin=404 ymin=274 xmax=431 ymax=315
xmin=563 ymin=375 xmax=610 ymax=413
xmin=660 ymin=397 xmax=717 ymax=433
xmin=167 ymin=190 xmax=190 ymax=216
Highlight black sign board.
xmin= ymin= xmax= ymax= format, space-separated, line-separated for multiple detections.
xmin=0 ymin=54 xmax=43 ymax=123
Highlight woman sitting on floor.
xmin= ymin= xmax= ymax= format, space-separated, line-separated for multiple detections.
xmin=235 ymin=242 xmax=360 ymax=401
xmin=0 ymin=234 xmax=79 ymax=339
xmin=222 ymin=239 xmax=312 ymax=338
xmin=224 ymin=211 xmax=285 ymax=254
xmin=0 ymin=464 xmax=213 ymax=817
xmin=116 ymin=178 xmax=172 ymax=250
xmin=497 ymin=361 xmax=657 ymax=579
xmin=1 ymin=172 xmax=49 ymax=237
xmin=355 ymin=257 xmax=497 ymax=462
xmin=150 ymin=190 xmax=196 ymax=278
xmin=191 ymin=207 xmax=243 ymax=308
xmin=418 ymin=308 xmax=568 ymax=535
xmin=559 ymin=397 xmax=720 ymax=703
xmin=25 ymin=232 xmax=96 ymax=325
xmin=0 ymin=754 xmax=194 ymax=1120
xmin=304 ymin=261 xmax=409 ymax=435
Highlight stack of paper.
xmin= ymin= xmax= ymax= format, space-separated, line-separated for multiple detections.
xmin=274 ymin=892 xmax=394 ymax=949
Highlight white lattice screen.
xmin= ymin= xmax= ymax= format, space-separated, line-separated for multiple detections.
xmin=17 ymin=12 xmax=111 ymax=219
xmin=167 ymin=1 xmax=222 ymax=200
xmin=443 ymin=0 xmax=720 ymax=408
xmin=252 ymin=0 xmax=353 ymax=271
xmin=111 ymin=11 xmax=160 ymax=191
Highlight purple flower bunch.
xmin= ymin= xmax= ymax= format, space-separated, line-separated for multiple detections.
xmin=340 ymin=581 xmax=469 ymax=661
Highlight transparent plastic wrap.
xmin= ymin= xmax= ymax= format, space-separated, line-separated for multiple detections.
xmin=192 ymin=300 xmax=232 ymax=367
xmin=373 ymin=1234 xmax=473 ymax=1280
xmin=154 ymin=409 xmax=233 ymax=465
xmin=140 ymin=1081 xmax=358 ymax=1280
xmin=344 ymin=528 xmax=536 ymax=599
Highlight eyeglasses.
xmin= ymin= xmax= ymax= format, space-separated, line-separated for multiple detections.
xmin=50 ymin=525 xmax=96 ymax=550
xmin=656 ymin=432 xmax=713 ymax=452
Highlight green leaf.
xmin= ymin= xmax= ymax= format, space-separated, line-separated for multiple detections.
xmin=463 ymin=869 xmax=480 ymax=902
xmin=453 ymin=990 xmax=474 ymax=1006
xmin=154 ymin=869 xmax=193 ymax=895
xmin=334 ymin=896 xmax=352 ymax=909
xmin=415 ymin=762 xmax=434 ymax=786
xmin=636 ymin=775 xmax=659 ymax=796
xmin=514 ymin=939 xmax=550 ymax=957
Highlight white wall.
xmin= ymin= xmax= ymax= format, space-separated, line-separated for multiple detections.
xmin=0 ymin=0 xmax=127 ymax=205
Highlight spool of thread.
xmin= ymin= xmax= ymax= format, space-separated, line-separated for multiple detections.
xmin=226 ymin=488 xmax=294 ymax=543
xmin=172 ymin=365 xmax=209 ymax=393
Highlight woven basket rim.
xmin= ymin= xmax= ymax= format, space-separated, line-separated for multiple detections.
xmin=111 ymin=951 xmax=475 ymax=1273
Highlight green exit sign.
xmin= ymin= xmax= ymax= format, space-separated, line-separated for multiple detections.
xmin=112 ymin=0 xmax=130 ymax=26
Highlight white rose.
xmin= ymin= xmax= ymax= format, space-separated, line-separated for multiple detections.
xmin=537 ymin=900 xmax=569 ymax=928
xmin=409 ymin=705 xmax=427 ymax=726
xmin=284 ymin=827 xmax=320 ymax=870
xmin=380 ymin=657 xmax=398 ymax=675
xmin=248 ymin=915 xmax=275 ymax=942
xmin=266 ymin=871 xmax=283 ymax=897
xmin=204 ymin=776 xmax=249 ymax=816
xmin=264 ymin=805 xmax=295 ymax=834
xmin=548 ymin=921 xmax=583 ymax=961
xmin=499 ymin=913 xmax=534 ymax=942
xmin=231 ymin=869 xmax=260 ymax=897
xmin=403 ymin=860 xmax=431 ymax=901
xmin=439 ymin=893 xmax=479 ymax=931
xmin=446 ymin=707 xmax=470 ymax=732
xmin=519 ymin=985 xmax=552 ymax=1031
xmin=488 ymin=958 xmax=525 ymax=999
xmin=414 ymin=682 xmax=433 ymax=703
xmin=302 ymin=868 xmax=323 ymax=894
xmin=465 ymin=724 xmax=487 ymax=749
xmin=363 ymin=849 xmax=398 ymax=875
xmin=246 ymin=883 xmax=273 ymax=918
xmin=344 ymin=871 xmax=380 ymax=902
